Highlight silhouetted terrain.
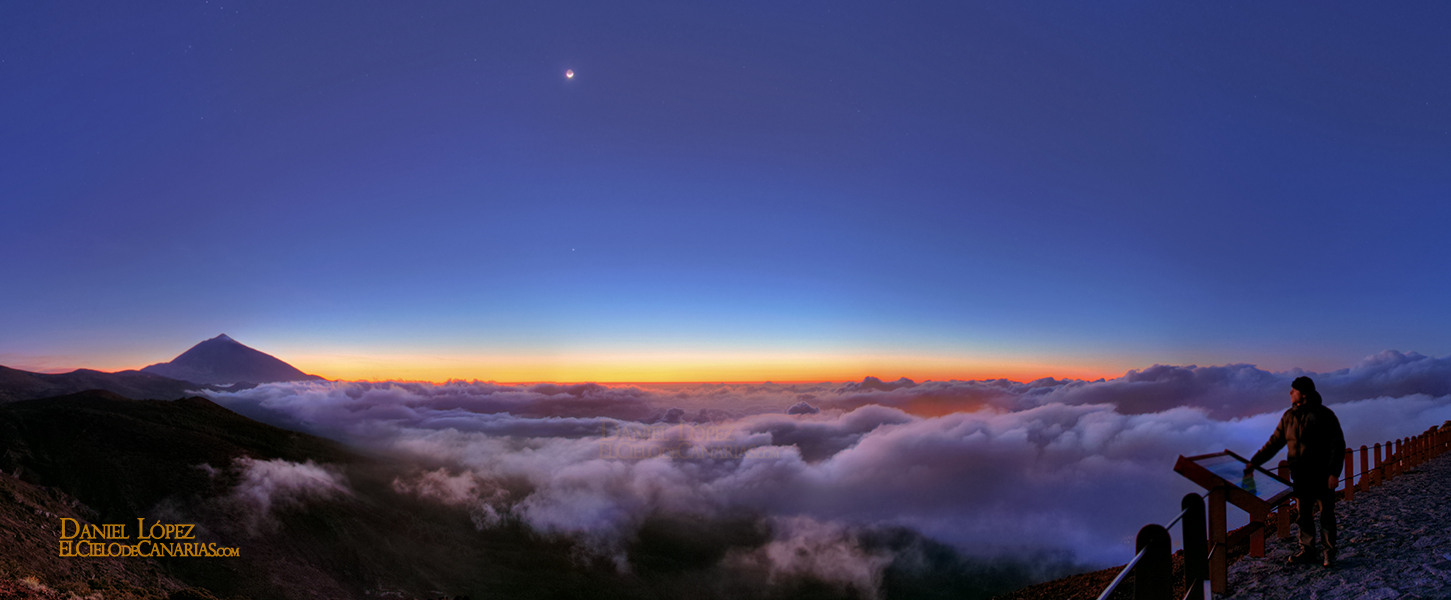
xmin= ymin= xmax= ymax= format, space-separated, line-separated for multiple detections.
xmin=0 ymin=365 xmax=231 ymax=404
xmin=0 ymin=336 xmax=1091 ymax=599
xmin=0 ymin=467 xmax=189 ymax=600
xmin=0 ymin=390 xmax=584 ymax=599
xmin=140 ymin=334 xmax=324 ymax=385
xmin=0 ymin=389 xmax=1072 ymax=600
xmin=1 ymin=334 xmax=315 ymax=404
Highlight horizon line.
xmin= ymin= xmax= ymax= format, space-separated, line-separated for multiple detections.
xmin=3 ymin=362 xmax=1107 ymax=386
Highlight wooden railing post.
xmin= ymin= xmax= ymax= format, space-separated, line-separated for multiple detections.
xmin=1383 ymin=441 xmax=1389 ymax=480
xmin=1359 ymin=445 xmax=1370 ymax=492
xmin=1373 ymin=443 xmax=1383 ymax=486
xmin=1393 ymin=439 xmax=1399 ymax=476
xmin=1208 ymin=487 xmax=1228 ymax=596
xmin=1251 ymin=505 xmax=1267 ymax=558
xmin=1135 ymin=524 xmax=1172 ymax=600
xmin=1182 ymin=494 xmax=1207 ymax=600
xmin=1386 ymin=440 xmax=1393 ymax=479
xmin=1395 ymin=439 xmax=1404 ymax=476
xmin=1386 ymin=440 xmax=1394 ymax=480
xmin=1111 ymin=428 xmax=1451 ymax=600
xmin=1277 ymin=459 xmax=1292 ymax=539
xmin=1343 ymin=448 xmax=1354 ymax=502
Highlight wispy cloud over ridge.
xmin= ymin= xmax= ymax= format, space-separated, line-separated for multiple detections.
xmin=227 ymin=457 xmax=351 ymax=535
xmin=204 ymin=350 xmax=1451 ymax=569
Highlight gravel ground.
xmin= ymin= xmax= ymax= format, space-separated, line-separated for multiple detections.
xmin=1222 ymin=448 xmax=1451 ymax=600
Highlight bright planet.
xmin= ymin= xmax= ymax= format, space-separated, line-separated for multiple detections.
xmin=4 ymin=4 xmax=1451 ymax=600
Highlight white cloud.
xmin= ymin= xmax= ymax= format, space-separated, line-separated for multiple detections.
xmin=229 ymin=457 xmax=350 ymax=534
xmin=203 ymin=351 xmax=1451 ymax=574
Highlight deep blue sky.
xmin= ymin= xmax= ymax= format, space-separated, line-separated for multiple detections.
xmin=3 ymin=2 xmax=1449 ymax=381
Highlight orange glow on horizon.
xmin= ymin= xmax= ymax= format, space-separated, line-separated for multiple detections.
xmin=33 ymin=347 xmax=1129 ymax=386
xmin=260 ymin=351 xmax=1122 ymax=385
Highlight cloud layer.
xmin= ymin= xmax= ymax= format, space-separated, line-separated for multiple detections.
xmin=203 ymin=350 xmax=1451 ymax=583
xmin=227 ymin=457 xmax=351 ymax=534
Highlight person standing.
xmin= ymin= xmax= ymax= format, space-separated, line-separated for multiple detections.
xmin=1246 ymin=376 xmax=1347 ymax=567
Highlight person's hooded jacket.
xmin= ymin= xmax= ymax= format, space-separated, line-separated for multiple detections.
xmin=1249 ymin=392 xmax=1347 ymax=478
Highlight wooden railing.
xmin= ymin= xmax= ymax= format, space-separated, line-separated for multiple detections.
xmin=1093 ymin=493 xmax=1208 ymax=600
xmin=1096 ymin=421 xmax=1451 ymax=600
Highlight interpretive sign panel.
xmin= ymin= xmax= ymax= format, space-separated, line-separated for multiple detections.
xmin=1174 ymin=450 xmax=1294 ymax=513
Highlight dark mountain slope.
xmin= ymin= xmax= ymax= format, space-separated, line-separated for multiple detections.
xmin=0 ymin=390 xmax=355 ymax=521
xmin=0 ymin=389 xmax=1040 ymax=600
xmin=0 ymin=471 xmax=189 ymax=600
xmin=0 ymin=365 xmax=223 ymax=404
xmin=0 ymin=391 xmax=754 ymax=600
xmin=140 ymin=334 xmax=324 ymax=385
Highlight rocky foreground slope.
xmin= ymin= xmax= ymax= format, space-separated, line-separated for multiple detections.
xmin=994 ymin=442 xmax=1451 ymax=600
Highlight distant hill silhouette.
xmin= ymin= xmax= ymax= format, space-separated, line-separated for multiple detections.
xmin=0 ymin=364 xmax=225 ymax=404
xmin=0 ymin=387 xmax=1067 ymax=600
xmin=0 ymin=390 xmax=746 ymax=599
xmin=140 ymin=334 xmax=324 ymax=385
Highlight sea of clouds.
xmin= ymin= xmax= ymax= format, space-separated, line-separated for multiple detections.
xmin=201 ymin=350 xmax=1451 ymax=588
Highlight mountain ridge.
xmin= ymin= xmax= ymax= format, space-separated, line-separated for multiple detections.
xmin=140 ymin=334 xmax=324 ymax=385
xmin=0 ymin=364 xmax=226 ymax=404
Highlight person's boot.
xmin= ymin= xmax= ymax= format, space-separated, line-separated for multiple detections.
xmin=1323 ymin=548 xmax=1336 ymax=568
xmin=1287 ymin=547 xmax=1318 ymax=565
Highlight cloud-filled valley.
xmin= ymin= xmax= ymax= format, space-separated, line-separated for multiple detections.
xmin=201 ymin=350 xmax=1451 ymax=591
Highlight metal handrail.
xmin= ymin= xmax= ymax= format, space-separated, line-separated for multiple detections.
xmin=1164 ymin=490 xmax=1206 ymax=529
xmin=1166 ymin=507 xmax=1189 ymax=530
xmin=1094 ymin=547 xmax=1149 ymax=600
xmin=1091 ymin=424 xmax=1449 ymax=600
xmin=1096 ymin=497 xmax=1204 ymax=600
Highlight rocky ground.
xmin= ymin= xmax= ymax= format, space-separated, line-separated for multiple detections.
xmin=1223 ymin=450 xmax=1451 ymax=600
xmin=0 ymin=470 xmax=186 ymax=600
xmin=996 ymin=445 xmax=1451 ymax=600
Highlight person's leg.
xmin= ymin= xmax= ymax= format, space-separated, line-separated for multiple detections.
xmin=1288 ymin=476 xmax=1320 ymax=563
xmin=1295 ymin=487 xmax=1317 ymax=551
xmin=1320 ymin=490 xmax=1338 ymax=563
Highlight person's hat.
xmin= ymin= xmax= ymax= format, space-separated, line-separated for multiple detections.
xmin=1291 ymin=376 xmax=1316 ymax=393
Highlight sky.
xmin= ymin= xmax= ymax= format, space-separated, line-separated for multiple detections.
xmin=3 ymin=2 xmax=1451 ymax=382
